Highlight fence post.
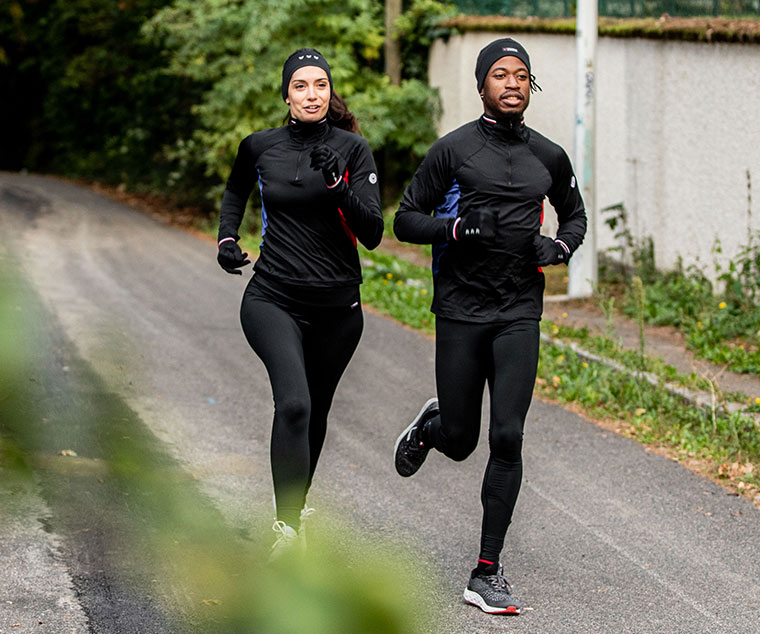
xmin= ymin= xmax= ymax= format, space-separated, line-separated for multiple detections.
xmin=568 ymin=0 xmax=598 ymax=298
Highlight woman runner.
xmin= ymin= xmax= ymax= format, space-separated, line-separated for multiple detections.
xmin=216 ymin=48 xmax=384 ymax=557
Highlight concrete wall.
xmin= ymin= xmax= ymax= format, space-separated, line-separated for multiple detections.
xmin=429 ymin=32 xmax=760 ymax=279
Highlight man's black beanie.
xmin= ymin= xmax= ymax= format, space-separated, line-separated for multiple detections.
xmin=281 ymin=48 xmax=333 ymax=101
xmin=475 ymin=38 xmax=531 ymax=93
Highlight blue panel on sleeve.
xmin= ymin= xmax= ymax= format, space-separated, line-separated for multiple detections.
xmin=431 ymin=180 xmax=459 ymax=277
xmin=258 ymin=169 xmax=267 ymax=245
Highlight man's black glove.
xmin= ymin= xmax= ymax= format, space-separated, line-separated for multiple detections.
xmin=310 ymin=145 xmax=342 ymax=188
xmin=448 ymin=210 xmax=496 ymax=242
xmin=217 ymin=239 xmax=251 ymax=275
xmin=533 ymin=234 xmax=569 ymax=266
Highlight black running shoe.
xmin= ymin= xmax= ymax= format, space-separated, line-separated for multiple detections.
xmin=463 ymin=564 xmax=521 ymax=615
xmin=394 ymin=398 xmax=438 ymax=477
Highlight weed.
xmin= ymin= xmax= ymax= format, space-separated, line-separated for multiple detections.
xmin=601 ymin=203 xmax=760 ymax=375
xmin=598 ymin=294 xmax=617 ymax=342
xmin=631 ymin=275 xmax=646 ymax=366
xmin=205 ymin=218 xmax=760 ymax=496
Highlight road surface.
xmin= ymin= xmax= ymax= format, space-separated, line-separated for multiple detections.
xmin=1 ymin=172 xmax=758 ymax=633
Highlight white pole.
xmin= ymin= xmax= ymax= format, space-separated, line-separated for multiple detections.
xmin=568 ymin=0 xmax=598 ymax=298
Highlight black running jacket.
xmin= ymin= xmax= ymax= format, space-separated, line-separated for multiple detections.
xmin=394 ymin=114 xmax=587 ymax=322
xmin=218 ymin=119 xmax=383 ymax=291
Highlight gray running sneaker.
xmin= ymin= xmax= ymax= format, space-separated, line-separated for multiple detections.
xmin=394 ymin=398 xmax=438 ymax=477
xmin=463 ymin=564 xmax=521 ymax=615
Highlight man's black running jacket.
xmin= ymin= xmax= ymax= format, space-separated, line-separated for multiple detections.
xmin=394 ymin=114 xmax=587 ymax=322
xmin=218 ymin=119 xmax=383 ymax=295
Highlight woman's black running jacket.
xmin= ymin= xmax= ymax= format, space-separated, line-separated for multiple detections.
xmin=218 ymin=120 xmax=383 ymax=292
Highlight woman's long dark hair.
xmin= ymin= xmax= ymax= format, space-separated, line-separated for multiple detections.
xmin=327 ymin=93 xmax=361 ymax=135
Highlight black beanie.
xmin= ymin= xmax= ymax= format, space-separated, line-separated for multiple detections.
xmin=475 ymin=38 xmax=532 ymax=93
xmin=281 ymin=48 xmax=333 ymax=101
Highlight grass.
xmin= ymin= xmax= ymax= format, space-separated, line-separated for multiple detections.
xmin=599 ymin=234 xmax=760 ymax=376
xmin=536 ymin=338 xmax=760 ymax=489
xmin=358 ymin=230 xmax=760 ymax=502
xmin=359 ymin=246 xmax=435 ymax=334
xmin=190 ymin=211 xmax=760 ymax=503
xmin=541 ymin=319 xmax=751 ymax=403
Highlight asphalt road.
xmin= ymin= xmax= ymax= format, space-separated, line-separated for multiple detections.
xmin=1 ymin=172 xmax=759 ymax=633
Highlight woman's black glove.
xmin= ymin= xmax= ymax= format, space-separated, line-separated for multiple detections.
xmin=533 ymin=234 xmax=569 ymax=266
xmin=217 ymin=239 xmax=250 ymax=275
xmin=310 ymin=145 xmax=342 ymax=188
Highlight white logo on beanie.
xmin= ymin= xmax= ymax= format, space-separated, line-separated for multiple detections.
xmin=504 ymin=47 xmax=518 ymax=53
xmin=297 ymin=54 xmax=320 ymax=60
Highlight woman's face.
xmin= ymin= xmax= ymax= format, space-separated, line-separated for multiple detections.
xmin=286 ymin=66 xmax=330 ymax=123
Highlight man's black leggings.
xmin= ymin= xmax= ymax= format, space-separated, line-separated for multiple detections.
xmin=240 ymin=283 xmax=363 ymax=528
xmin=426 ymin=316 xmax=540 ymax=563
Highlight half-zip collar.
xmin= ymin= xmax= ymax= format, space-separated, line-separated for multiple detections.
xmin=479 ymin=114 xmax=528 ymax=143
xmin=287 ymin=117 xmax=328 ymax=184
xmin=288 ymin=116 xmax=329 ymax=144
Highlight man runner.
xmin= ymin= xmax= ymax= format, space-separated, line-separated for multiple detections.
xmin=392 ymin=37 xmax=587 ymax=614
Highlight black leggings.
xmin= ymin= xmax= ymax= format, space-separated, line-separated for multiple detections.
xmin=240 ymin=284 xmax=363 ymax=527
xmin=427 ymin=316 xmax=540 ymax=562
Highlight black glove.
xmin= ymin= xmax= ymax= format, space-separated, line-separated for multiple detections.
xmin=217 ymin=239 xmax=250 ymax=275
xmin=309 ymin=145 xmax=342 ymax=188
xmin=448 ymin=210 xmax=496 ymax=242
xmin=533 ymin=234 xmax=568 ymax=266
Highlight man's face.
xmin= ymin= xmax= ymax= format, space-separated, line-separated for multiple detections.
xmin=481 ymin=55 xmax=530 ymax=121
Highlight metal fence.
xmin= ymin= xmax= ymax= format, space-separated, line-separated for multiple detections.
xmin=453 ymin=0 xmax=760 ymax=17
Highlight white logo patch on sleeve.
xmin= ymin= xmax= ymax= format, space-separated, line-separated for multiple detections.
xmin=570 ymin=176 xmax=576 ymax=188
xmin=369 ymin=173 xmax=377 ymax=184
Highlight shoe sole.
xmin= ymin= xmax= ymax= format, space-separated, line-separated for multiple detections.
xmin=393 ymin=397 xmax=439 ymax=477
xmin=463 ymin=588 xmax=521 ymax=615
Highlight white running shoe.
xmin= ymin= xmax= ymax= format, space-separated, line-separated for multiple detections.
xmin=298 ymin=505 xmax=315 ymax=552
xmin=271 ymin=496 xmax=315 ymax=553
xmin=268 ymin=520 xmax=299 ymax=562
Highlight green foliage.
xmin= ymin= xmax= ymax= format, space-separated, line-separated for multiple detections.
xmin=145 ymin=0 xmax=443 ymax=200
xmin=1 ymin=0 xmax=209 ymax=201
xmin=0 ymin=258 xmax=34 ymax=485
xmin=0 ymin=256 xmax=432 ymax=633
xmin=4 ymin=0 xmax=449 ymax=205
xmin=716 ymin=231 xmax=760 ymax=316
xmin=601 ymin=204 xmax=760 ymax=375
xmin=395 ymin=0 xmax=458 ymax=82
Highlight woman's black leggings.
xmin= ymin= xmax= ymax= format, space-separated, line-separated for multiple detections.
xmin=427 ymin=316 xmax=540 ymax=563
xmin=240 ymin=285 xmax=363 ymax=528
